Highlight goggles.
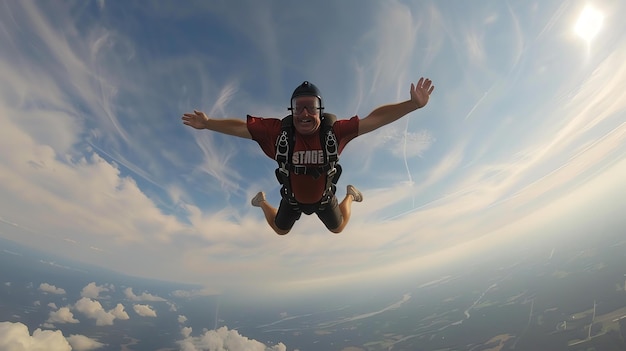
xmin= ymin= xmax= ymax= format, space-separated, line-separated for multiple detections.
xmin=290 ymin=97 xmax=321 ymax=115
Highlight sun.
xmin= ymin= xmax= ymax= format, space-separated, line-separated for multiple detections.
xmin=574 ymin=4 xmax=604 ymax=43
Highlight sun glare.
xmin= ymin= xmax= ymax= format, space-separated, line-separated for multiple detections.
xmin=574 ymin=5 xmax=604 ymax=43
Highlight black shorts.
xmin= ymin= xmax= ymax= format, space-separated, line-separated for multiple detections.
xmin=275 ymin=195 xmax=341 ymax=231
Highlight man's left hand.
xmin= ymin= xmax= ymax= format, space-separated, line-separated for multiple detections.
xmin=410 ymin=77 xmax=435 ymax=109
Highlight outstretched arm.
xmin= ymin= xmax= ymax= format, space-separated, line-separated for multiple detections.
xmin=182 ymin=110 xmax=252 ymax=139
xmin=358 ymin=77 xmax=434 ymax=136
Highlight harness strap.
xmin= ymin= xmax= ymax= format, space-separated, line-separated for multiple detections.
xmin=318 ymin=126 xmax=339 ymax=207
xmin=282 ymin=163 xmax=334 ymax=178
xmin=275 ymin=118 xmax=298 ymax=207
xmin=274 ymin=113 xmax=341 ymax=210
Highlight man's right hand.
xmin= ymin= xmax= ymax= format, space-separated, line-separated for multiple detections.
xmin=182 ymin=110 xmax=209 ymax=129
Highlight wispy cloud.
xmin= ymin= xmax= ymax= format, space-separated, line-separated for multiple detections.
xmin=0 ymin=0 xmax=624 ymax=298
xmin=124 ymin=287 xmax=166 ymax=302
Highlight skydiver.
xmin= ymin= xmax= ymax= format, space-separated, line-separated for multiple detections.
xmin=182 ymin=77 xmax=434 ymax=235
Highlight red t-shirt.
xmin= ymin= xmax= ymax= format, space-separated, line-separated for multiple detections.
xmin=247 ymin=115 xmax=360 ymax=204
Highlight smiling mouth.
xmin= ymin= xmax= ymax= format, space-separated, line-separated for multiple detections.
xmin=298 ymin=118 xmax=312 ymax=124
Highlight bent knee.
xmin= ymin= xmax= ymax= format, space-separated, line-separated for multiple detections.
xmin=329 ymin=227 xmax=343 ymax=234
xmin=273 ymin=222 xmax=291 ymax=235
xmin=275 ymin=228 xmax=290 ymax=235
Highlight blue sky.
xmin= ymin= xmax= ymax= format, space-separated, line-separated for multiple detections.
xmin=1 ymin=0 xmax=625 ymax=298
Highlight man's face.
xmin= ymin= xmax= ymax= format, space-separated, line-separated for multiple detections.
xmin=291 ymin=96 xmax=321 ymax=135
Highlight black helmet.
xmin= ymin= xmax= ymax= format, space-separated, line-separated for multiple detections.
xmin=291 ymin=81 xmax=323 ymax=108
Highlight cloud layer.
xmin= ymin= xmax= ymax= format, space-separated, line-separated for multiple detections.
xmin=1 ymin=280 xmax=289 ymax=350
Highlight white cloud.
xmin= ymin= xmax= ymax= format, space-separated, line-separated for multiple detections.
xmin=47 ymin=306 xmax=79 ymax=324
xmin=178 ymin=315 xmax=188 ymax=324
xmin=0 ymin=322 xmax=71 ymax=351
xmin=73 ymin=298 xmax=129 ymax=326
xmin=48 ymin=302 xmax=58 ymax=309
xmin=177 ymin=326 xmax=286 ymax=351
xmin=181 ymin=326 xmax=193 ymax=338
xmin=66 ymin=334 xmax=106 ymax=351
xmin=168 ymin=302 xmax=178 ymax=312
xmin=110 ymin=303 xmax=131 ymax=320
xmin=1 ymin=322 xmax=103 ymax=351
xmin=80 ymin=282 xmax=111 ymax=299
xmin=124 ymin=287 xmax=166 ymax=302
xmin=172 ymin=288 xmax=218 ymax=298
xmin=39 ymin=283 xmax=66 ymax=295
xmin=133 ymin=304 xmax=157 ymax=318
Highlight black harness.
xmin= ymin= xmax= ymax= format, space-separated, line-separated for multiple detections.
xmin=275 ymin=113 xmax=342 ymax=211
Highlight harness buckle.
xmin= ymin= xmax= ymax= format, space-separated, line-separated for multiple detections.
xmin=278 ymin=165 xmax=289 ymax=178
xmin=326 ymin=166 xmax=337 ymax=179
xmin=292 ymin=165 xmax=307 ymax=175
